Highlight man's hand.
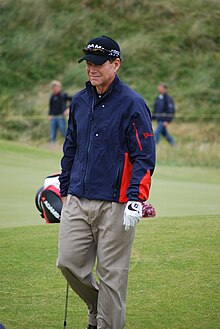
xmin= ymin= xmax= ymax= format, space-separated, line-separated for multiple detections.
xmin=61 ymin=196 xmax=67 ymax=204
xmin=48 ymin=115 xmax=52 ymax=121
xmin=163 ymin=121 xmax=169 ymax=127
xmin=123 ymin=201 xmax=142 ymax=231
xmin=63 ymin=108 xmax=70 ymax=117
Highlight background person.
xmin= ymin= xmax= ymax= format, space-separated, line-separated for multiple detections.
xmin=48 ymin=80 xmax=72 ymax=143
xmin=152 ymin=82 xmax=176 ymax=146
xmin=57 ymin=35 xmax=156 ymax=329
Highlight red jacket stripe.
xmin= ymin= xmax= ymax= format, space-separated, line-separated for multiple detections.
xmin=119 ymin=152 xmax=133 ymax=203
xmin=138 ymin=169 xmax=151 ymax=200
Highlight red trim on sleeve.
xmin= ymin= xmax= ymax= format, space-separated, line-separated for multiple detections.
xmin=119 ymin=152 xmax=133 ymax=203
xmin=143 ymin=132 xmax=154 ymax=139
xmin=138 ymin=169 xmax=151 ymax=201
xmin=133 ymin=123 xmax=143 ymax=151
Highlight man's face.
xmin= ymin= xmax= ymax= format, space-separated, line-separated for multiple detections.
xmin=86 ymin=59 xmax=120 ymax=88
xmin=52 ymin=85 xmax=61 ymax=95
xmin=158 ymin=84 xmax=166 ymax=94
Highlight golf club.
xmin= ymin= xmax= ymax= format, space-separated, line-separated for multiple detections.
xmin=63 ymin=282 xmax=69 ymax=329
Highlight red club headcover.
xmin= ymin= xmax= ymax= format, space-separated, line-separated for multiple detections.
xmin=142 ymin=202 xmax=156 ymax=218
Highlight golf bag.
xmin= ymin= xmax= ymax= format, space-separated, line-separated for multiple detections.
xmin=35 ymin=173 xmax=62 ymax=223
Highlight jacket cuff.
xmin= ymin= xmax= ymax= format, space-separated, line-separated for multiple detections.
xmin=60 ymin=188 xmax=68 ymax=198
xmin=127 ymin=194 xmax=145 ymax=202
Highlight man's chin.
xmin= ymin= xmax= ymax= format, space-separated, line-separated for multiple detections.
xmin=89 ymin=78 xmax=101 ymax=86
xmin=90 ymin=82 xmax=98 ymax=87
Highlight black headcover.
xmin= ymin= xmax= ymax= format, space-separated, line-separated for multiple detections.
xmin=35 ymin=173 xmax=62 ymax=223
xmin=35 ymin=186 xmax=44 ymax=217
xmin=40 ymin=187 xmax=62 ymax=223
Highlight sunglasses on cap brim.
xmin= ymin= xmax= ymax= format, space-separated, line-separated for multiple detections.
xmin=83 ymin=47 xmax=120 ymax=58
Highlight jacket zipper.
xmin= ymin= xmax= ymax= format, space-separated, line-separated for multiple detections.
xmin=83 ymin=87 xmax=113 ymax=194
xmin=83 ymin=95 xmax=95 ymax=194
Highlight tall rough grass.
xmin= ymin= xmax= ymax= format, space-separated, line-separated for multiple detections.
xmin=0 ymin=0 xmax=219 ymax=146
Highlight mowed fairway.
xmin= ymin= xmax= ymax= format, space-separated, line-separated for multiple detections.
xmin=0 ymin=141 xmax=220 ymax=329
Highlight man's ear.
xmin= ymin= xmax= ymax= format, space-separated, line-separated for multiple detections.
xmin=114 ymin=58 xmax=121 ymax=72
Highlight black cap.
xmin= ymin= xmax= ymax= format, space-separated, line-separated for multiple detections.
xmin=78 ymin=36 xmax=121 ymax=65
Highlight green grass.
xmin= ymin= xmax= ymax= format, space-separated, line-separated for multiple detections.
xmin=153 ymin=122 xmax=220 ymax=168
xmin=0 ymin=141 xmax=220 ymax=328
xmin=0 ymin=140 xmax=61 ymax=228
xmin=0 ymin=216 xmax=219 ymax=329
xmin=0 ymin=0 xmax=220 ymax=142
xmin=150 ymin=166 xmax=220 ymax=217
xmin=1 ymin=140 xmax=220 ymax=228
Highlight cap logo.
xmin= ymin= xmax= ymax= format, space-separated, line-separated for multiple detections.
xmin=87 ymin=44 xmax=104 ymax=50
xmin=109 ymin=49 xmax=120 ymax=57
xmin=86 ymin=44 xmax=120 ymax=58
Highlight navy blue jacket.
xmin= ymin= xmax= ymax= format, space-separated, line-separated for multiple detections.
xmin=49 ymin=92 xmax=72 ymax=116
xmin=59 ymin=75 xmax=156 ymax=203
xmin=152 ymin=93 xmax=175 ymax=123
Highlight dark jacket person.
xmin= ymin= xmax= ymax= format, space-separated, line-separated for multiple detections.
xmin=48 ymin=80 xmax=72 ymax=143
xmin=152 ymin=83 xmax=176 ymax=146
xmin=57 ymin=36 xmax=156 ymax=329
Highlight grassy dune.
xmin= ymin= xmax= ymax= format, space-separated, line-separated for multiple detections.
xmin=0 ymin=0 xmax=219 ymax=142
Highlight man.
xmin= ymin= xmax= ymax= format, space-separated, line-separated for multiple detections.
xmin=57 ymin=36 xmax=156 ymax=329
xmin=48 ymin=80 xmax=72 ymax=143
xmin=152 ymin=82 xmax=176 ymax=146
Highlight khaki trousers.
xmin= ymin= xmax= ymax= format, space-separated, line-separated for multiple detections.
xmin=57 ymin=195 xmax=135 ymax=329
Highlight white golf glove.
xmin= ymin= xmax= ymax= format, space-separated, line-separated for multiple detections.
xmin=123 ymin=201 xmax=142 ymax=231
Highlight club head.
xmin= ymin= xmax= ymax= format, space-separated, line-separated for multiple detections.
xmin=142 ymin=202 xmax=156 ymax=218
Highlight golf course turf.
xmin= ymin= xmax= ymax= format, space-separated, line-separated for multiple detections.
xmin=0 ymin=141 xmax=220 ymax=328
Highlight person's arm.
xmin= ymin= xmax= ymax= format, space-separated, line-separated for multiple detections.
xmin=63 ymin=93 xmax=72 ymax=116
xmin=123 ymin=98 xmax=155 ymax=231
xmin=164 ymin=95 xmax=175 ymax=123
xmin=151 ymin=98 xmax=157 ymax=121
xmin=48 ymin=96 xmax=52 ymax=119
xmin=59 ymin=102 xmax=77 ymax=197
xmin=63 ymin=93 xmax=73 ymax=105
xmin=66 ymin=94 xmax=73 ymax=103
xmin=63 ymin=108 xmax=70 ymax=117
xmin=126 ymin=98 xmax=156 ymax=202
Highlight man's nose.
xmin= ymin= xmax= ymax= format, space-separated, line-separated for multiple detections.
xmin=90 ymin=65 xmax=98 ymax=73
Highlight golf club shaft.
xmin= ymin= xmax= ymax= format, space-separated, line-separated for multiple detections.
xmin=64 ymin=282 xmax=69 ymax=329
